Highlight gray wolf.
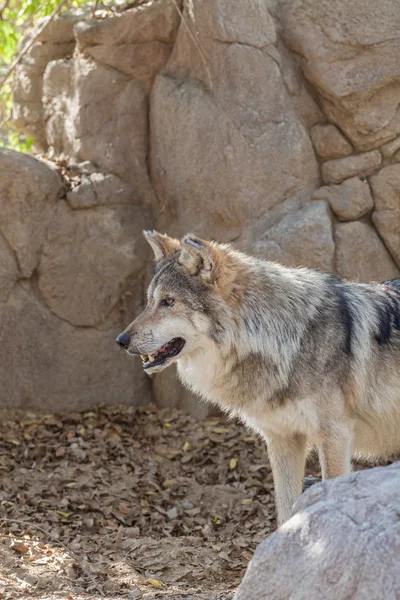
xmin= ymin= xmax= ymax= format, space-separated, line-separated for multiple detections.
xmin=116 ymin=230 xmax=400 ymax=525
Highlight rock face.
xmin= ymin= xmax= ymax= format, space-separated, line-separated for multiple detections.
xmin=235 ymin=462 xmax=400 ymax=600
xmin=9 ymin=0 xmax=400 ymax=414
xmin=0 ymin=151 xmax=151 ymax=411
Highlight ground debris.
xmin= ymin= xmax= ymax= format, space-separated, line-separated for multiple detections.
xmin=0 ymin=403 xmax=323 ymax=599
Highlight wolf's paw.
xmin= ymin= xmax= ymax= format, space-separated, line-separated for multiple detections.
xmin=302 ymin=475 xmax=321 ymax=493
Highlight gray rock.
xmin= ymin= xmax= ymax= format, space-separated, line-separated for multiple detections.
xmin=235 ymin=462 xmax=400 ymax=600
xmin=67 ymin=172 xmax=142 ymax=208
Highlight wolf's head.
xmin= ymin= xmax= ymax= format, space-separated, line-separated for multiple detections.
xmin=116 ymin=230 xmax=242 ymax=374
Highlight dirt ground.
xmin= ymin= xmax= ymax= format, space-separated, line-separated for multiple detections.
xmin=2 ymin=402 xmax=380 ymax=600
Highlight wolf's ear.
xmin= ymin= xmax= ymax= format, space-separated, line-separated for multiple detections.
xmin=179 ymin=234 xmax=222 ymax=286
xmin=143 ymin=230 xmax=181 ymax=261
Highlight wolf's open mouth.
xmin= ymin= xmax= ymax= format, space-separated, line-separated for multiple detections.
xmin=140 ymin=338 xmax=185 ymax=369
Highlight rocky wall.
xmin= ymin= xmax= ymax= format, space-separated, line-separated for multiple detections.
xmin=6 ymin=0 xmax=400 ymax=414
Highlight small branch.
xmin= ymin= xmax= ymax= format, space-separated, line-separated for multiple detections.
xmin=0 ymin=0 xmax=69 ymax=89
xmin=92 ymin=0 xmax=99 ymax=18
xmin=0 ymin=519 xmax=104 ymax=596
xmin=171 ymin=0 xmax=213 ymax=91
xmin=0 ymin=0 xmax=10 ymax=21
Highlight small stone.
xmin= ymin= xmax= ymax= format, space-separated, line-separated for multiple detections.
xmin=166 ymin=507 xmax=178 ymax=520
xmin=321 ymin=151 xmax=382 ymax=184
xmin=310 ymin=124 xmax=352 ymax=160
xmin=312 ymin=177 xmax=374 ymax=221
xmin=381 ymin=136 xmax=400 ymax=159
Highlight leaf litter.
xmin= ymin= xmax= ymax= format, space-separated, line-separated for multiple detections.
xmin=0 ymin=402 xmax=381 ymax=599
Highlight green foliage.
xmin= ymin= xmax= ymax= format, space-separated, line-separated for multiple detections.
xmin=0 ymin=0 xmax=90 ymax=152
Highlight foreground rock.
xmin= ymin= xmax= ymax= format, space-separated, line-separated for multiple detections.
xmin=235 ymin=463 xmax=400 ymax=600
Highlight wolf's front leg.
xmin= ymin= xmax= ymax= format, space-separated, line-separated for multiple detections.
xmin=266 ymin=433 xmax=308 ymax=526
xmin=317 ymin=425 xmax=352 ymax=480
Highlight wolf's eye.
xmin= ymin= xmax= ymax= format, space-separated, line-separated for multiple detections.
xmin=160 ymin=296 xmax=175 ymax=307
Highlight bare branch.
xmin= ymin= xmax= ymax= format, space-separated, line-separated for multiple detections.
xmin=171 ymin=0 xmax=213 ymax=91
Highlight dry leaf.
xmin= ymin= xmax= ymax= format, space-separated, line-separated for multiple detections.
xmin=229 ymin=458 xmax=238 ymax=470
xmin=147 ymin=578 xmax=165 ymax=588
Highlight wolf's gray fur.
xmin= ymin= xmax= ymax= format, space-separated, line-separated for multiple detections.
xmin=117 ymin=231 xmax=400 ymax=524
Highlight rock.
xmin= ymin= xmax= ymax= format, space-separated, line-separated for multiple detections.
xmin=190 ymin=0 xmax=277 ymax=47
xmin=0 ymin=282 xmax=151 ymax=411
xmin=151 ymin=8 xmax=318 ymax=241
xmin=38 ymin=202 xmax=152 ymax=327
xmin=381 ymin=136 xmax=400 ymax=159
xmin=74 ymin=0 xmax=180 ymax=48
xmin=310 ymin=124 xmax=352 ymax=160
xmin=335 ymin=220 xmax=399 ymax=282
xmin=35 ymin=10 xmax=88 ymax=43
xmin=313 ymin=177 xmax=374 ymax=221
xmin=0 ymin=149 xmax=63 ymax=278
xmin=321 ymin=151 xmax=382 ymax=184
xmin=67 ymin=172 xmax=142 ymax=208
xmin=0 ymin=234 xmax=19 ymax=304
xmin=370 ymin=164 xmax=400 ymax=267
xmin=248 ymin=198 xmax=335 ymax=273
xmin=84 ymin=41 xmax=171 ymax=87
xmin=43 ymin=56 xmax=156 ymax=205
xmin=235 ymin=463 xmax=400 ymax=600
xmin=282 ymin=0 xmax=400 ymax=151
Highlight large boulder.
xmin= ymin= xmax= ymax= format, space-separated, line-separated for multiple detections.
xmin=151 ymin=0 xmax=319 ymax=242
xmin=0 ymin=282 xmax=150 ymax=411
xmin=235 ymin=462 xmax=400 ymax=600
xmin=282 ymin=0 xmax=400 ymax=151
xmin=0 ymin=149 xmax=63 ymax=278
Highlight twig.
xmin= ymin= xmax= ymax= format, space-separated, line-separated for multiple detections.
xmin=0 ymin=0 xmax=10 ymax=21
xmin=92 ymin=0 xmax=99 ymax=18
xmin=171 ymin=0 xmax=213 ymax=91
xmin=0 ymin=0 xmax=69 ymax=89
xmin=0 ymin=518 xmax=104 ymax=596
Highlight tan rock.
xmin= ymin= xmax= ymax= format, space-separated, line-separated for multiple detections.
xmin=36 ymin=11 xmax=87 ymax=43
xmin=381 ymin=136 xmax=400 ymax=158
xmin=310 ymin=124 xmax=352 ymax=160
xmin=313 ymin=177 xmax=374 ymax=221
xmin=335 ymin=220 xmax=399 ymax=282
xmin=282 ymin=0 xmax=400 ymax=151
xmin=67 ymin=172 xmax=142 ymax=209
xmin=0 ymin=234 xmax=19 ymax=304
xmin=38 ymin=202 xmax=152 ymax=327
xmin=370 ymin=164 xmax=400 ymax=267
xmin=249 ymin=199 xmax=335 ymax=273
xmin=321 ymin=151 xmax=382 ymax=184
xmin=84 ymin=42 xmax=171 ymax=87
xmin=0 ymin=282 xmax=151 ymax=411
xmin=0 ymin=149 xmax=63 ymax=278
xmin=74 ymin=0 xmax=180 ymax=47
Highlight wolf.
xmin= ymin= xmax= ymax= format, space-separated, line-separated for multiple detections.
xmin=116 ymin=230 xmax=400 ymax=525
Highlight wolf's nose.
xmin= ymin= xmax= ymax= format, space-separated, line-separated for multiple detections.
xmin=116 ymin=332 xmax=130 ymax=348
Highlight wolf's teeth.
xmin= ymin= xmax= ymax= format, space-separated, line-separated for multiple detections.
xmin=140 ymin=354 xmax=147 ymax=361
xmin=149 ymin=355 xmax=155 ymax=363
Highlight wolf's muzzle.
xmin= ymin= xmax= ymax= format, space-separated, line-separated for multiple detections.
xmin=116 ymin=332 xmax=130 ymax=348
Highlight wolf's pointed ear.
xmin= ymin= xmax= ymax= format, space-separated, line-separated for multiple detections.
xmin=143 ymin=230 xmax=181 ymax=261
xmin=179 ymin=234 xmax=222 ymax=286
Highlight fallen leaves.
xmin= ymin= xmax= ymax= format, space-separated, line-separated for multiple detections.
xmin=0 ymin=403 xmax=300 ymax=599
